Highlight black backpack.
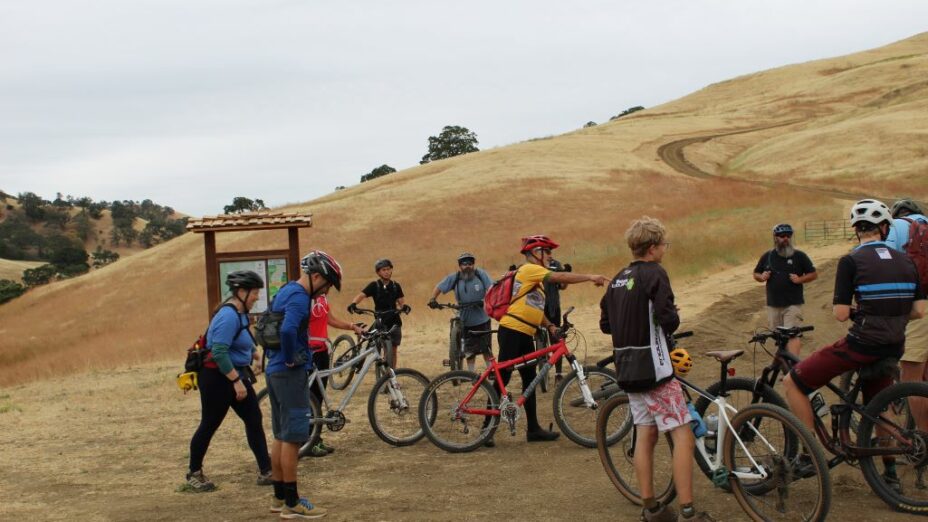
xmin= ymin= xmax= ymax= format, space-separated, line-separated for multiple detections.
xmin=254 ymin=296 xmax=286 ymax=351
xmin=185 ymin=303 xmax=249 ymax=372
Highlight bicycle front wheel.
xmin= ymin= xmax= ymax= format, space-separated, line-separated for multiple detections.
xmin=724 ymin=403 xmax=830 ymax=522
xmin=329 ymin=334 xmax=358 ymax=391
xmin=419 ymin=370 xmax=499 ymax=453
xmin=553 ymin=365 xmax=622 ymax=448
xmin=857 ymin=381 xmax=928 ymax=515
xmin=595 ymin=394 xmax=676 ymax=506
xmin=449 ymin=319 xmax=463 ymax=372
xmin=367 ymin=368 xmax=431 ymax=446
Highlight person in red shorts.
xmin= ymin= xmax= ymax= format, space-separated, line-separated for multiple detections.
xmin=784 ymin=199 xmax=926 ymax=491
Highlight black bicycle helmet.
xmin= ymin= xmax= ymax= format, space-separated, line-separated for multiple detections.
xmin=301 ymin=250 xmax=343 ymax=291
xmin=374 ymin=258 xmax=393 ymax=271
xmin=457 ymin=252 xmax=476 ymax=264
xmin=772 ymin=223 xmax=793 ymax=236
xmin=891 ymin=199 xmax=924 ymax=218
xmin=226 ymin=270 xmax=265 ymax=290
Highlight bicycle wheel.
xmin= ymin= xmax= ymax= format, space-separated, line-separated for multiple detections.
xmin=596 ymin=394 xmax=676 ymax=505
xmin=328 ymin=334 xmax=358 ymax=391
xmin=449 ymin=319 xmax=464 ymax=372
xmin=693 ymin=377 xmax=787 ymax=490
xmin=367 ymin=368 xmax=432 ymax=446
xmin=857 ymin=381 xmax=928 ymax=515
xmin=553 ymin=365 xmax=622 ymax=448
xmin=724 ymin=403 xmax=830 ymax=522
xmin=419 ymin=370 xmax=499 ymax=453
xmin=256 ymin=386 xmax=323 ymax=459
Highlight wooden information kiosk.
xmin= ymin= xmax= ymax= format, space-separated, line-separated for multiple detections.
xmin=186 ymin=211 xmax=313 ymax=318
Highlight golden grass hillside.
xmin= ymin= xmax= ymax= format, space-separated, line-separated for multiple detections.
xmin=0 ymin=259 xmax=44 ymax=282
xmin=2 ymin=33 xmax=927 ymax=386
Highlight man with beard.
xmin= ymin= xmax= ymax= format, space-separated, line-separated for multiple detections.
xmin=753 ymin=223 xmax=818 ymax=356
xmin=429 ymin=252 xmax=494 ymax=372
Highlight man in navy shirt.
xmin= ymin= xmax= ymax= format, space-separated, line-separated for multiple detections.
xmin=266 ymin=251 xmax=343 ymax=519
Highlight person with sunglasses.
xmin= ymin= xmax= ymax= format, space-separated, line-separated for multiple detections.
xmin=493 ymin=235 xmax=609 ymax=443
xmin=428 ymin=252 xmax=494 ymax=372
xmin=752 ymin=223 xmax=818 ymax=356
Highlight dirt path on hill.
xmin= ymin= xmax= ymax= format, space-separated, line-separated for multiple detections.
xmin=0 ymin=242 xmax=906 ymax=521
xmin=656 ymin=122 xmax=899 ymax=203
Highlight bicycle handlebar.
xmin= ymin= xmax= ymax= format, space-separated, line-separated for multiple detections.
xmin=431 ymin=302 xmax=483 ymax=311
xmin=749 ymin=325 xmax=814 ymax=344
xmin=349 ymin=306 xmax=410 ymax=318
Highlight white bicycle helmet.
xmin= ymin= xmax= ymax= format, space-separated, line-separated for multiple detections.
xmin=849 ymin=199 xmax=891 ymax=227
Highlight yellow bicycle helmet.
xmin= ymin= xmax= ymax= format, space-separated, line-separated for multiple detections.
xmin=670 ymin=348 xmax=694 ymax=376
xmin=176 ymin=372 xmax=199 ymax=394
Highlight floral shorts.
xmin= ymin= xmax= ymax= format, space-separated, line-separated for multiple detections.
xmin=627 ymin=379 xmax=692 ymax=433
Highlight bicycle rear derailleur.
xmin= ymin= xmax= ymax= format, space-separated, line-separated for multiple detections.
xmin=499 ymin=395 xmax=521 ymax=435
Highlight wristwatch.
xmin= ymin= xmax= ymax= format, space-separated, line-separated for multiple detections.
xmin=231 ymin=375 xmax=241 ymax=383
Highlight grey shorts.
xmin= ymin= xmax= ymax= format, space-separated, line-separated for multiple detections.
xmin=767 ymin=305 xmax=803 ymax=330
xmin=267 ymin=369 xmax=311 ymax=443
xmin=462 ymin=321 xmax=493 ymax=358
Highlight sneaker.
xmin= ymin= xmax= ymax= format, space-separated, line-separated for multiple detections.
xmin=271 ymin=497 xmax=285 ymax=513
xmin=640 ymin=503 xmax=677 ymax=522
xmin=526 ymin=428 xmax=560 ymax=442
xmin=318 ymin=440 xmax=335 ymax=455
xmin=883 ymin=471 xmax=904 ymax=495
xmin=280 ymin=497 xmax=327 ymax=519
xmin=307 ymin=442 xmax=329 ymax=458
xmin=256 ymin=469 xmax=273 ymax=486
xmin=789 ymin=453 xmax=817 ymax=480
xmin=185 ymin=470 xmax=216 ymax=492
xmin=681 ymin=511 xmax=716 ymax=522
xmin=483 ymin=438 xmax=496 ymax=448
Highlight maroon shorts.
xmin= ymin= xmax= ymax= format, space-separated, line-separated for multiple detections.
xmin=790 ymin=337 xmax=895 ymax=402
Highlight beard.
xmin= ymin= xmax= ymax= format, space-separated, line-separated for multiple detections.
xmin=460 ymin=267 xmax=475 ymax=280
xmin=774 ymin=239 xmax=795 ymax=258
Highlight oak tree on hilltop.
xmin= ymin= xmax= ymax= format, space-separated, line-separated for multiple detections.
xmin=224 ymin=197 xmax=268 ymax=215
xmin=361 ymin=164 xmax=397 ymax=183
xmin=420 ymin=125 xmax=479 ymax=164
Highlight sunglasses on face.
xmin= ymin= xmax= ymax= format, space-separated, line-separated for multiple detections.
xmin=776 ymin=234 xmax=792 ymax=239
xmin=459 ymin=261 xmax=474 ymax=267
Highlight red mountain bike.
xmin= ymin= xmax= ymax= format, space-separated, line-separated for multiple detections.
xmin=417 ymin=307 xmax=620 ymax=452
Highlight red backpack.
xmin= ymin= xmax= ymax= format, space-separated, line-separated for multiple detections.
xmin=901 ymin=217 xmax=928 ymax=294
xmin=483 ymin=266 xmax=536 ymax=323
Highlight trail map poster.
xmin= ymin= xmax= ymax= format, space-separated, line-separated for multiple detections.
xmin=218 ymin=258 xmax=288 ymax=314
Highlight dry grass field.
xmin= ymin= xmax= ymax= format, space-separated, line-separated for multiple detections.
xmin=1 ymin=31 xmax=928 ymax=520
xmin=0 ymin=258 xmax=45 ymax=282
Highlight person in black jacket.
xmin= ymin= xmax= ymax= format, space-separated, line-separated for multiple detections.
xmin=600 ymin=216 xmax=711 ymax=522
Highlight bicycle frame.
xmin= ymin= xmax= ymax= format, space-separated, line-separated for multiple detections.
xmin=457 ymin=337 xmax=592 ymax=417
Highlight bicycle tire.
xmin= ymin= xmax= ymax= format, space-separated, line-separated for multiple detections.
xmin=256 ymin=386 xmax=323 ymax=459
xmin=596 ymin=394 xmax=677 ymax=505
xmin=856 ymin=381 xmax=928 ymax=515
xmin=693 ymin=377 xmax=787 ymax=490
xmin=449 ymin=319 xmax=464 ymax=372
xmin=724 ymin=403 xmax=831 ymax=522
xmin=553 ymin=365 xmax=622 ymax=448
xmin=367 ymin=368 xmax=432 ymax=446
xmin=328 ymin=334 xmax=358 ymax=391
xmin=418 ymin=370 xmax=500 ymax=453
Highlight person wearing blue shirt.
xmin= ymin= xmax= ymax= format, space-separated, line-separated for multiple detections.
xmin=266 ymin=251 xmax=343 ymax=519
xmin=186 ymin=270 xmax=271 ymax=492
xmin=428 ymin=252 xmax=494 ymax=372
xmin=886 ymin=198 xmax=928 ymax=442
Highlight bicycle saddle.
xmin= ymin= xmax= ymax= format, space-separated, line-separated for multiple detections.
xmin=704 ymin=350 xmax=744 ymax=363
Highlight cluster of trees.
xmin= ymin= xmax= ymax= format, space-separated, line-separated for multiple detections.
xmin=356 ymin=125 xmax=480 ymax=185
xmin=610 ymin=106 xmax=645 ymax=121
xmin=223 ymin=197 xmax=268 ymax=214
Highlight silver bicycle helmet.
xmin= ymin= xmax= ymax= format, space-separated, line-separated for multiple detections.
xmin=374 ymin=258 xmax=393 ymax=271
xmin=301 ymin=250 xmax=343 ymax=291
xmin=849 ymin=199 xmax=891 ymax=227
xmin=891 ymin=199 xmax=924 ymax=218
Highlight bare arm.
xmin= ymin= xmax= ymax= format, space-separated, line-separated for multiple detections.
xmin=790 ymin=271 xmax=817 ymax=284
xmin=548 ymin=272 xmax=609 ymax=286
xmin=753 ymin=271 xmax=770 ymax=283
xmin=912 ymin=300 xmax=927 ymax=320
xmin=833 ymin=304 xmax=851 ymax=322
xmin=351 ymin=292 xmax=366 ymax=305
xmin=328 ymin=313 xmax=364 ymax=334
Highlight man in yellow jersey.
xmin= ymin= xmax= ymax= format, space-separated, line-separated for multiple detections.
xmin=496 ymin=235 xmax=609 ymax=442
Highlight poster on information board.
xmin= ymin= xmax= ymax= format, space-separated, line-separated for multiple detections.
xmin=218 ymin=258 xmax=288 ymax=314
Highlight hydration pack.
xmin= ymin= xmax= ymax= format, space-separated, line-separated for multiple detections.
xmin=901 ymin=217 xmax=928 ymax=295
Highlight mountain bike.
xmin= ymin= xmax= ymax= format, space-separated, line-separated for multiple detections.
xmin=329 ymin=307 xmax=407 ymax=389
xmin=257 ymin=313 xmax=431 ymax=456
xmin=596 ymin=346 xmax=831 ymax=522
xmin=742 ymin=326 xmax=928 ymax=516
xmin=418 ymin=307 xmax=619 ymax=451
xmin=432 ymin=301 xmax=484 ymax=371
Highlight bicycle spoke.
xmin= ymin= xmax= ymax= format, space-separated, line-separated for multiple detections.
xmin=368 ymin=369 xmax=430 ymax=446
xmin=420 ymin=371 xmax=498 ymax=452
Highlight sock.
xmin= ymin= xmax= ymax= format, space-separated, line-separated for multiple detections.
xmin=643 ymin=497 xmax=658 ymax=511
xmin=273 ymin=480 xmax=284 ymax=500
xmin=283 ymin=482 xmax=299 ymax=507
xmin=466 ymin=359 xmax=476 ymax=372
xmin=884 ymin=460 xmax=898 ymax=477
xmin=681 ymin=503 xmax=695 ymax=518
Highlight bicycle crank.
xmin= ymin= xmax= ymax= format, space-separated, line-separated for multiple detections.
xmin=499 ymin=396 xmax=521 ymax=436
xmin=325 ymin=410 xmax=347 ymax=432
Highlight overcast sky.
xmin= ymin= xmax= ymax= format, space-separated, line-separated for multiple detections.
xmin=1 ymin=1 xmax=926 ymax=216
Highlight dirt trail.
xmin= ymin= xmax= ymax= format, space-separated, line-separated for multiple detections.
xmin=0 ymin=241 xmax=906 ymax=521
xmin=656 ymin=123 xmax=898 ymax=203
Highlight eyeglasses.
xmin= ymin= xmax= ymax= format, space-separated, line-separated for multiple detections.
xmin=661 ymin=242 xmax=671 ymax=249
xmin=776 ymin=234 xmax=792 ymax=239
xmin=459 ymin=261 xmax=474 ymax=267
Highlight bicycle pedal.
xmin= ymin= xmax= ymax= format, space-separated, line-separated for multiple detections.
xmin=710 ymin=467 xmax=730 ymax=488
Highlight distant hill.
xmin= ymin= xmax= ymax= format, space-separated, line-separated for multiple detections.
xmin=1 ymin=33 xmax=927 ymax=386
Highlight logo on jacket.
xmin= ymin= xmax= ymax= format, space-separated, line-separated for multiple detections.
xmin=612 ymin=276 xmax=634 ymax=290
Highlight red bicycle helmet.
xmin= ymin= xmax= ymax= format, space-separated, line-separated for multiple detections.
xmin=520 ymin=235 xmax=559 ymax=253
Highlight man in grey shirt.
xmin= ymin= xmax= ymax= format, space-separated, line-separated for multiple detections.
xmin=429 ymin=252 xmax=494 ymax=371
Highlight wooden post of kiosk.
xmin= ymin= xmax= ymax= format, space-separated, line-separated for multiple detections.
xmin=186 ymin=211 xmax=313 ymax=319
